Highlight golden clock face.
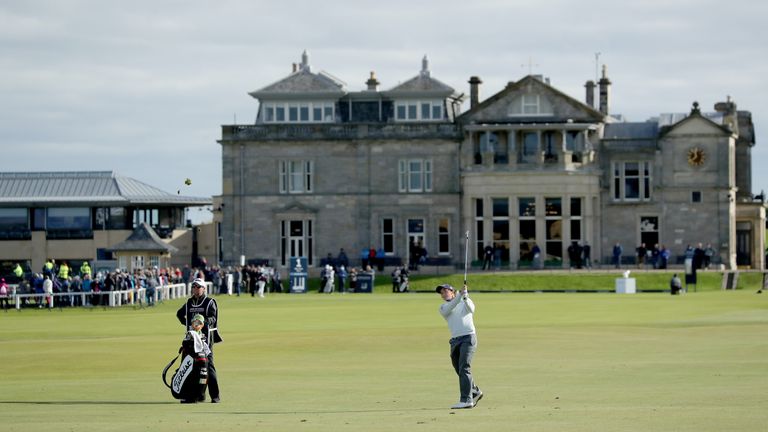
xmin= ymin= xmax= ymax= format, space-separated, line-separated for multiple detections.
xmin=687 ymin=147 xmax=706 ymax=166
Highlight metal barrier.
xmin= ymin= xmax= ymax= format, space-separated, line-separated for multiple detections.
xmin=5 ymin=282 xmax=210 ymax=310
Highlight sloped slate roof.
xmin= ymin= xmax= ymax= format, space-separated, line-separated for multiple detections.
xmin=249 ymin=69 xmax=346 ymax=99
xmin=603 ymin=122 xmax=659 ymax=139
xmin=0 ymin=171 xmax=211 ymax=206
xmin=384 ymin=73 xmax=455 ymax=97
xmin=109 ymin=222 xmax=178 ymax=253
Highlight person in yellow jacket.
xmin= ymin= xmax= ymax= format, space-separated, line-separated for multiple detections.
xmin=13 ymin=263 xmax=24 ymax=279
xmin=80 ymin=261 xmax=92 ymax=278
xmin=43 ymin=260 xmax=55 ymax=278
xmin=58 ymin=262 xmax=70 ymax=281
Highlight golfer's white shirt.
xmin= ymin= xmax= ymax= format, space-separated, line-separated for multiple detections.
xmin=439 ymin=294 xmax=476 ymax=338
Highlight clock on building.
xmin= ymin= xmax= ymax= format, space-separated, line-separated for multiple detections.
xmin=687 ymin=147 xmax=706 ymax=166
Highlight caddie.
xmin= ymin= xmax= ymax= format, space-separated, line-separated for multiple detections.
xmin=176 ymin=278 xmax=222 ymax=403
xmin=436 ymin=283 xmax=483 ymax=409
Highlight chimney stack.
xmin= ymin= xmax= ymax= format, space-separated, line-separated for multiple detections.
xmin=366 ymin=71 xmax=380 ymax=91
xmin=598 ymin=65 xmax=611 ymax=116
xmin=469 ymin=76 xmax=482 ymax=109
xmin=585 ymin=80 xmax=595 ymax=108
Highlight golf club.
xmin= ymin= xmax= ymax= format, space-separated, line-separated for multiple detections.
xmin=463 ymin=230 xmax=470 ymax=290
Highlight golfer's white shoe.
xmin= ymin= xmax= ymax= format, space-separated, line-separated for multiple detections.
xmin=451 ymin=401 xmax=474 ymax=409
xmin=473 ymin=390 xmax=484 ymax=406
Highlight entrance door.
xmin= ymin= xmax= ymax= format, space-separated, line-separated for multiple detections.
xmin=289 ymin=220 xmax=305 ymax=258
xmin=736 ymin=228 xmax=752 ymax=267
xmin=407 ymin=218 xmax=425 ymax=267
xmin=281 ymin=219 xmax=313 ymax=266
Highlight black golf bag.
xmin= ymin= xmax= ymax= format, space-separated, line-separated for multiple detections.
xmin=162 ymin=335 xmax=209 ymax=402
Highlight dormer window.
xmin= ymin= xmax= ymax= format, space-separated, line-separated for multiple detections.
xmin=522 ymin=94 xmax=540 ymax=114
xmin=261 ymin=101 xmax=335 ymax=123
xmin=395 ymin=100 xmax=443 ymax=121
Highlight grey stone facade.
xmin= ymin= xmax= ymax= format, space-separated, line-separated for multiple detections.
xmin=216 ymin=53 xmax=764 ymax=270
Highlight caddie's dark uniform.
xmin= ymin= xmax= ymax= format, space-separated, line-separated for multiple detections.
xmin=176 ymin=293 xmax=222 ymax=401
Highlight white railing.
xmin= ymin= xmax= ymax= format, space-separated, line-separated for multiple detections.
xmin=5 ymin=282 xmax=211 ymax=310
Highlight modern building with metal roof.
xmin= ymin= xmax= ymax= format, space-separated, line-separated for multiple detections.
xmin=0 ymin=171 xmax=212 ymax=274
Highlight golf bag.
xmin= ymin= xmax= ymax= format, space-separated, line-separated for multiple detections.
xmin=162 ymin=332 xmax=209 ymax=401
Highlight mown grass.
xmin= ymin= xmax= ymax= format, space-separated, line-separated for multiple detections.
xmin=1 ymin=282 xmax=767 ymax=432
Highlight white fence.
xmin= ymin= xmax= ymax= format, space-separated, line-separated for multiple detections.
xmin=4 ymin=282 xmax=212 ymax=310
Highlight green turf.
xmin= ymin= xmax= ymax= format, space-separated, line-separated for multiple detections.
xmin=2 ymin=289 xmax=767 ymax=431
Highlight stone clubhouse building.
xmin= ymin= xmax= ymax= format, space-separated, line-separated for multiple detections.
xmin=215 ymin=51 xmax=764 ymax=271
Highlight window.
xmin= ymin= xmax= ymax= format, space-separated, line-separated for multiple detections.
xmin=47 ymin=207 xmax=90 ymax=230
xmin=492 ymin=198 xmax=510 ymax=264
xmin=545 ymin=198 xmax=562 ymax=261
xmin=131 ymin=255 xmax=145 ymax=270
xmin=522 ymin=94 xmax=539 ymax=114
xmin=398 ymin=159 xmax=433 ymax=193
xmin=522 ymin=132 xmax=538 ymax=157
xmin=519 ymin=197 xmax=536 ymax=262
xmin=640 ymin=216 xmax=659 ymax=248
xmin=613 ymin=161 xmax=652 ymax=201
xmin=262 ymin=102 xmax=334 ymax=123
xmin=570 ymin=197 xmax=583 ymax=242
xmin=692 ymin=191 xmax=702 ymax=203
xmin=395 ymin=100 xmax=443 ymax=121
xmin=382 ymin=218 xmax=395 ymax=254
xmin=32 ymin=208 xmax=45 ymax=231
xmin=149 ymin=255 xmax=160 ymax=268
xmin=279 ymin=160 xmax=314 ymax=194
xmin=0 ymin=208 xmax=28 ymax=231
xmin=475 ymin=198 xmax=484 ymax=258
xmin=437 ymin=218 xmax=450 ymax=255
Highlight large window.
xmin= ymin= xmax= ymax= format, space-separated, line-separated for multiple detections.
xmin=570 ymin=197 xmax=583 ymax=242
xmin=0 ymin=208 xmax=28 ymax=231
xmin=519 ymin=197 xmax=536 ymax=261
xmin=613 ymin=161 xmax=652 ymax=201
xmin=437 ymin=218 xmax=450 ymax=255
xmin=492 ymin=198 xmax=510 ymax=264
xmin=398 ymin=159 xmax=432 ymax=193
xmin=47 ymin=207 xmax=90 ymax=230
xmin=262 ymin=101 xmax=335 ymax=123
xmin=545 ymin=198 xmax=562 ymax=261
xmin=475 ymin=198 xmax=484 ymax=258
xmin=395 ymin=100 xmax=443 ymax=121
xmin=280 ymin=160 xmax=314 ymax=194
xmin=382 ymin=218 xmax=395 ymax=254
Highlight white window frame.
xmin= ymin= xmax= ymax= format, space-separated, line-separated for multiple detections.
xmin=279 ymin=160 xmax=314 ymax=194
xmin=381 ymin=217 xmax=395 ymax=255
xmin=262 ymin=102 xmax=335 ymax=124
xmin=394 ymin=100 xmax=443 ymax=122
xmin=522 ymin=94 xmax=540 ymax=114
xmin=612 ymin=161 xmax=652 ymax=202
xmin=398 ymin=159 xmax=433 ymax=193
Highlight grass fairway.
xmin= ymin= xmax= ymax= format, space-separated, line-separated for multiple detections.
xmin=2 ymin=290 xmax=767 ymax=431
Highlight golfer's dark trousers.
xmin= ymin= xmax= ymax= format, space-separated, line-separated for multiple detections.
xmin=207 ymin=352 xmax=219 ymax=400
xmin=450 ymin=334 xmax=480 ymax=403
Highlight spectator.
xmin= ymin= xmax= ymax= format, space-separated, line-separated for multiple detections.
xmin=0 ymin=278 xmax=9 ymax=311
xmin=482 ymin=244 xmax=494 ymax=270
xmin=693 ymin=243 xmax=706 ymax=270
xmin=532 ymin=243 xmax=542 ymax=269
xmin=582 ymin=241 xmax=592 ymax=269
xmin=337 ymin=248 xmax=349 ymax=268
xmin=659 ymin=245 xmax=670 ymax=269
xmin=636 ymin=243 xmax=646 ymax=268
xmin=336 ymin=265 xmax=347 ymax=293
xmin=704 ymin=243 xmax=715 ymax=269
xmin=612 ymin=242 xmax=623 ymax=269
xmin=670 ymin=273 xmax=682 ymax=295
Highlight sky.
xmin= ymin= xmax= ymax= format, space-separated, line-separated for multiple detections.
xmin=2 ymin=0 xmax=766 ymax=224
